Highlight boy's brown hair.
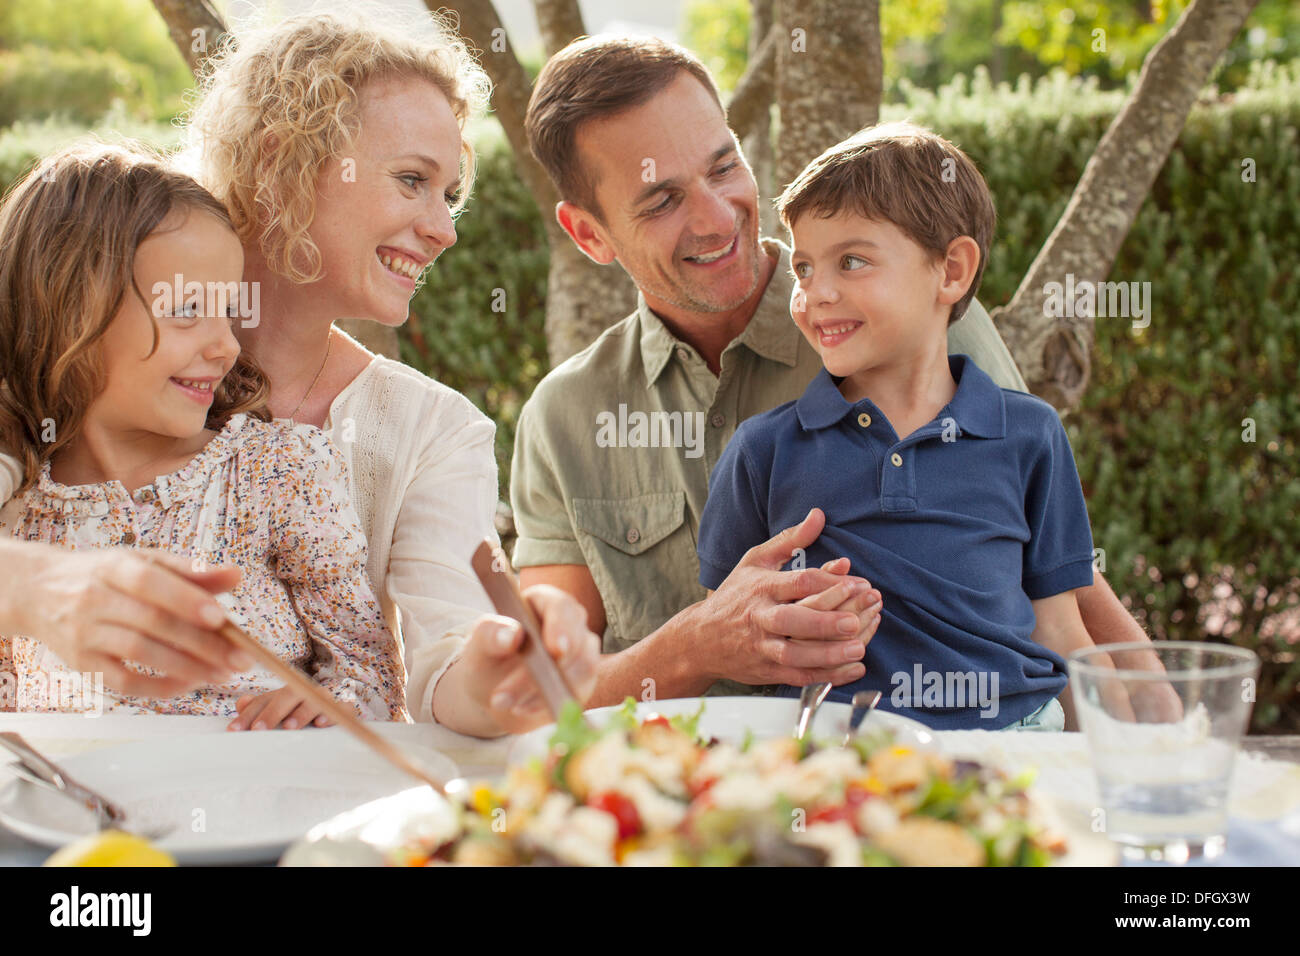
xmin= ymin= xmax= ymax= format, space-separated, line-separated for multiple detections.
xmin=525 ymin=35 xmax=725 ymax=224
xmin=775 ymin=121 xmax=995 ymax=324
xmin=0 ymin=140 xmax=269 ymax=492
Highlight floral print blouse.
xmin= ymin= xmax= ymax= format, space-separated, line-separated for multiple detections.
xmin=0 ymin=414 xmax=407 ymax=721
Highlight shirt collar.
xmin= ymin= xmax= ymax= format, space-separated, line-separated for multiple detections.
xmin=638 ymin=236 xmax=802 ymax=387
xmin=796 ymin=354 xmax=1007 ymax=438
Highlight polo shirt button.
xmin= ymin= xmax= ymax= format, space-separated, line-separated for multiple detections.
xmin=890 ymin=453 xmax=903 ymax=467
xmin=676 ymin=347 xmax=690 ymax=361
xmin=626 ymin=527 xmax=641 ymax=544
xmin=710 ymin=412 xmax=726 ymax=428
xmin=857 ymin=412 xmax=872 ymax=428
xmin=121 ymin=532 xmax=136 ymax=545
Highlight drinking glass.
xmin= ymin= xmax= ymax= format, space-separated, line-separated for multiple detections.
xmin=1068 ymin=641 xmax=1260 ymax=862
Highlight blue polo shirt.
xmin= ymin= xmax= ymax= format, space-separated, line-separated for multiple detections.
xmin=697 ymin=355 xmax=1095 ymax=730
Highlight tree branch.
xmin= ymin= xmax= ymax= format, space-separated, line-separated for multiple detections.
xmin=532 ymin=0 xmax=587 ymax=58
xmin=993 ymin=0 xmax=1259 ymax=410
xmin=728 ymin=24 xmax=777 ymax=143
xmin=149 ymin=0 xmax=226 ymax=75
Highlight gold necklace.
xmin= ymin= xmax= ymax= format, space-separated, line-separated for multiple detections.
xmin=288 ymin=333 xmax=332 ymax=421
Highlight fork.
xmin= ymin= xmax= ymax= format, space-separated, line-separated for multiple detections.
xmin=0 ymin=732 xmax=173 ymax=840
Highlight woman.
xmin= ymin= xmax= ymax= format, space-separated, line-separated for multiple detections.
xmin=0 ymin=8 xmax=596 ymax=736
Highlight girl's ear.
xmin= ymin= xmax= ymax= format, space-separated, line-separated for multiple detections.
xmin=937 ymin=235 xmax=980 ymax=307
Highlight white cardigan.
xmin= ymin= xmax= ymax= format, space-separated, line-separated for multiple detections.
xmin=0 ymin=355 xmax=499 ymax=723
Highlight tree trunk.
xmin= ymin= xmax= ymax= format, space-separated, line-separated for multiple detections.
xmin=992 ymin=0 xmax=1258 ymax=411
xmin=773 ymin=0 xmax=883 ymax=189
xmin=149 ymin=0 xmax=225 ymax=75
xmin=734 ymin=1 xmax=777 ymax=237
xmin=533 ymin=0 xmax=587 ymax=58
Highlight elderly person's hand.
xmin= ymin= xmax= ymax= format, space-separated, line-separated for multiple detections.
xmin=432 ymin=585 xmax=600 ymax=737
xmin=5 ymin=542 xmax=247 ymax=698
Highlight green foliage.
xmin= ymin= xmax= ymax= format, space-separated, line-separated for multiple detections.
xmin=0 ymin=111 xmax=181 ymax=189
xmin=0 ymin=0 xmax=193 ymax=122
xmin=682 ymin=0 xmax=752 ymax=91
xmin=402 ymin=125 xmax=550 ymax=490
xmin=680 ymin=0 xmax=1300 ymax=96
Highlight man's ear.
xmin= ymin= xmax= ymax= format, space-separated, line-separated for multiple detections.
xmin=556 ymin=200 xmax=617 ymax=266
xmin=937 ymin=235 xmax=980 ymax=307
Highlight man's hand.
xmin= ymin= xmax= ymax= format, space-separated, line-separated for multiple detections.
xmin=692 ymin=508 xmax=880 ymax=688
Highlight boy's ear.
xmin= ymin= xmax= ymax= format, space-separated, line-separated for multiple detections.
xmin=937 ymin=235 xmax=980 ymax=307
xmin=556 ymin=200 xmax=617 ymax=266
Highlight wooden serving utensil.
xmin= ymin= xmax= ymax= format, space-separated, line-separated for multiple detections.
xmin=469 ymin=539 xmax=588 ymax=725
xmin=216 ymin=618 xmax=451 ymax=794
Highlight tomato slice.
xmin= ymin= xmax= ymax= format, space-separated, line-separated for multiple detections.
xmin=589 ymin=791 xmax=643 ymax=839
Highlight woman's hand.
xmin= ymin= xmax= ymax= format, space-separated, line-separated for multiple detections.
xmin=228 ymin=687 xmax=333 ymax=731
xmin=5 ymin=542 xmax=250 ymax=698
xmin=433 ymin=585 xmax=601 ymax=737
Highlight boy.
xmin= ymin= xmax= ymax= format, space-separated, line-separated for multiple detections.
xmin=696 ymin=122 xmax=1097 ymax=730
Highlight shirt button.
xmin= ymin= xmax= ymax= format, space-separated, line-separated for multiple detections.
xmin=121 ymin=532 xmax=136 ymax=545
xmin=626 ymin=528 xmax=641 ymax=545
xmin=676 ymin=347 xmax=690 ymax=362
xmin=710 ymin=412 xmax=726 ymax=428
xmin=857 ymin=412 xmax=872 ymax=428
xmin=890 ymin=453 xmax=903 ymax=467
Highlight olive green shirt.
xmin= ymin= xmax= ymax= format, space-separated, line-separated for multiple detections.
xmin=510 ymin=236 xmax=1026 ymax=688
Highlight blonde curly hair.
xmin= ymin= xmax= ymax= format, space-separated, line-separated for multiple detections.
xmin=183 ymin=6 xmax=492 ymax=284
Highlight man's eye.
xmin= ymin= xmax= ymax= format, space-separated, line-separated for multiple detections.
xmin=712 ymin=161 xmax=739 ymax=177
xmin=646 ymin=194 xmax=676 ymax=216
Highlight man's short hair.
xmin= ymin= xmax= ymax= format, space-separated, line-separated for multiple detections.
xmin=525 ymin=35 xmax=725 ymax=224
xmin=775 ymin=121 xmax=996 ymax=324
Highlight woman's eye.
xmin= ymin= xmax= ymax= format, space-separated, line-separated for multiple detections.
xmin=444 ymin=189 xmax=461 ymax=205
xmin=399 ymin=173 xmax=426 ymax=189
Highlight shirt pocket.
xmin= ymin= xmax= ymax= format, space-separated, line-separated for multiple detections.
xmin=571 ymin=491 xmax=698 ymax=654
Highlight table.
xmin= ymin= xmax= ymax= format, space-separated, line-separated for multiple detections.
xmin=3 ymin=714 xmax=1298 ymax=866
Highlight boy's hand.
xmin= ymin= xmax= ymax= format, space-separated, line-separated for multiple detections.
xmin=228 ymin=687 xmax=334 ymax=731
xmin=787 ymin=559 xmax=881 ymax=682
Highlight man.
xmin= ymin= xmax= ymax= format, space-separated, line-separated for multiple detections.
xmin=510 ymin=35 xmax=1152 ymax=713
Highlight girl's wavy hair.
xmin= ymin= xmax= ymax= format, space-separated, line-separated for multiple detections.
xmin=182 ymin=5 xmax=492 ymax=284
xmin=0 ymin=140 xmax=270 ymax=493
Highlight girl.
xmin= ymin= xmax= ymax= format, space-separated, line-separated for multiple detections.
xmin=0 ymin=140 xmax=406 ymax=727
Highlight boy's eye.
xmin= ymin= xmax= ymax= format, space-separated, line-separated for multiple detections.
xmin=792 ymin=262 xmax=811 ymax=279
xmin=841 ymin=254 xmax=868 ymax=270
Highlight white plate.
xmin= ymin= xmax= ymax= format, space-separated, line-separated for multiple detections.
xmin=0 ymin=728 xmax=458 ymax=864
xmin=506 ymin=695 xmax=935 ymax=765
